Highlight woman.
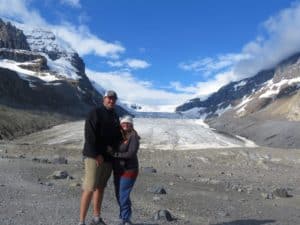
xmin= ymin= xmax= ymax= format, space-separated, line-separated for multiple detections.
xmin=109 ymin=115 xmax=139 ymax=225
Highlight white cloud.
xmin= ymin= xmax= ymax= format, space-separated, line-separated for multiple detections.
xmin=170 ymin=70 xmax=238 ymax=100
xmin=169 ymin=81 xmax=198 ymax=94
xmin=60 ymin=0 xmax=81 ymax=8
xmin=107 ymin=58 xmax=150 ymax=70
xmin=86 ymin=69 xmax=192 ymax=112
xmin=178 ymin=53 xmax=249 ymax=76
xmin=126 ymin=58 xmax=150 ymax=69
xmin=52 ymin=24 xmax=124 ymax=58
xmin=178 ymin=2 xmax=300 ymax=100
xmin=235 ymin=1 xmax=300 ymax=77
xmin=0 ymin=0 xmax=124 ymax=58
xmin=0 ymin=0 xmax=46 ymax=26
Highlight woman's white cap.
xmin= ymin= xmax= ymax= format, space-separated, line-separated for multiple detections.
xmin=120 ymin=115 xmax=133 ymax=124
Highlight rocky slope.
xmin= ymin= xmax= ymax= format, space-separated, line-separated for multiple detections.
xmin=176 ymin=53 xmax=300 ymax=148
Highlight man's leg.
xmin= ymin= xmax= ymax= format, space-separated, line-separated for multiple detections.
xmin=79 ymin=157 xmax=98 ymax=224
xmin=79 ymin=190 xmax=93 ymax=223
xmin=92 ymin=187 xmax=105 ymax=217
xmin=90 ymin=162 xmax=112 ymax=224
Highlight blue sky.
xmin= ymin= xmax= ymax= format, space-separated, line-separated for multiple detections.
xmin=1 ymin=0 xmax=300 ymax=111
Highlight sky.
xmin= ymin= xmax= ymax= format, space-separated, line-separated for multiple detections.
xmin=1 ymin=0 xmax=300 ymax=111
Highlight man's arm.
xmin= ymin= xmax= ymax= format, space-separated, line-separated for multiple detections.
xmin=84 ymin=109 xmax=104 ymax=160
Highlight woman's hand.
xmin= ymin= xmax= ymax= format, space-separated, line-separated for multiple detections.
xmin=107 ymin=146 xmax=114 ymax=155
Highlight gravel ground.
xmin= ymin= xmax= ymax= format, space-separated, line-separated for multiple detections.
xmin=0 ymin=120 xmax=300 ymax=225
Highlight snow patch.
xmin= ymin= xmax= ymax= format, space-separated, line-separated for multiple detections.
xmin=234 ymin=80 xmax=247 ymax=91
xmin=10 ymin=21 xmax=80 ymax=81
xmin=215 ymin=104 xmax=232 ymax=116
xmin=0 ymin=59 xmax=59 ymax=82
xmin=235 ymin=95 xmax=253 ymax=115
xmin=259 ymin=77 xmax=300 ymax=99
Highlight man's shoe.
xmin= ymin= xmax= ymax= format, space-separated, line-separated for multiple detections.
xmin=90 ymin=217 xmax=107 ymax=225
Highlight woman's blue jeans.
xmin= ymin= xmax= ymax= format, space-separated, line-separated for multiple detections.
xmin=113 ymin=171 xmax=138 ymax=222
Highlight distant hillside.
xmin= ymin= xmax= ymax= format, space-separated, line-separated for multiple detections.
xmin=176 ymin=53 xmax=300 ymax=148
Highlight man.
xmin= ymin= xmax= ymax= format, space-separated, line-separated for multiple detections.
xmin=79 ymin=90 xmax=122 ymax=225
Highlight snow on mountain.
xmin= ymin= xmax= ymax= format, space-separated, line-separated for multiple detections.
xmin=0 ymin=19 xmax=80 ymax=81
xmin=234 ymin=80 xmax=247 ymax=91
xmin=14 ymin=23 xmax=80 ymax=81
xmin=0 ymin=58 xmax=58 ymax=82
xmin=258 ymin=77 xmax=300 ymax=99
xmin=176 ymin=52 xmax=300 ymax=119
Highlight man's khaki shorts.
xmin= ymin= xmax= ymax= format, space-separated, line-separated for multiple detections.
xmin=82 ymin=157 xmax=112 ymax=191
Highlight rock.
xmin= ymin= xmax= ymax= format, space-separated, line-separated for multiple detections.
xmin=45 ymin=182 xmax=54 ymax=186
xmin=175 ymin=174 xmax=184 ymax=180
xmin=52 ymin=155 xmax=68 ymax=164
xmin=32 ymin=157 xmax=49 ymax=164
xmin=153 ymin=196 xmax=161 ymax=201
xmin=246 ymin=185 xmax=254 ymax=192
xmin=209 ymin=179 xmax=221 ymax=185
xmin=261 ymin=192 xmax=274 ymax=200
xmin=153 ymin=209 xmax=174 ymax=221
xmin=142 ymin=167 xmax=157 ymax=173
xmin=198 ymin=178 xmax=209 ymax=183
xmin=239 ymin=199 xmax=247 ymax=203
xmin=147 ymin=185 xmax=167 ymax=194
xmin=16 ymin=209 xmax=25 ymax=214
xmin=272 ymin=188 xmax=291 ymax=198
xmin=48 ymin=171 xmax=69 ymax=179
xmin=41 ymin=159 xmax=50 ymax=164
xmin=67 ymin=175 xmax=74 ymax=180
xmin=70 ymin=182 xmax=81 ymax=187
xmin=217 ymin=211 xmax=230 ymax=217
xmin=0 ymin=19 xmax=30 ymax=50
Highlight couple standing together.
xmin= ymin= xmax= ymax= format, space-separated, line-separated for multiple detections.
xmin=79 ymin=90 xmax=139 ymax=225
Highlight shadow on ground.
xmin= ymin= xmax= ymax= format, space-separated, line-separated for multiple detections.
xmin=210 ymin=219 xmax=276 ymax=225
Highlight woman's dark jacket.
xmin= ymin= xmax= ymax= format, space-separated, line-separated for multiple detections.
xmin=113 ymin=131 xmax=139 ymax=173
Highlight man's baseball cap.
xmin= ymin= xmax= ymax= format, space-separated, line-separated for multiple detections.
xmin=104 ymin=90 xmax=118 ymax=99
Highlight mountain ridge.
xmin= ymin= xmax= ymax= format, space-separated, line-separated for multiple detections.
xmin=0 ymin=18 xmax=128 ymax=139
xmin=176 ymin=51 xmax=300 ymax=148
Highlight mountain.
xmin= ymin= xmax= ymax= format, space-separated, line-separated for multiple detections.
xmin=176 ymin=53 xmax=300 ymax=148
xmin=0 ymin=18 xmax=127 ymax=139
